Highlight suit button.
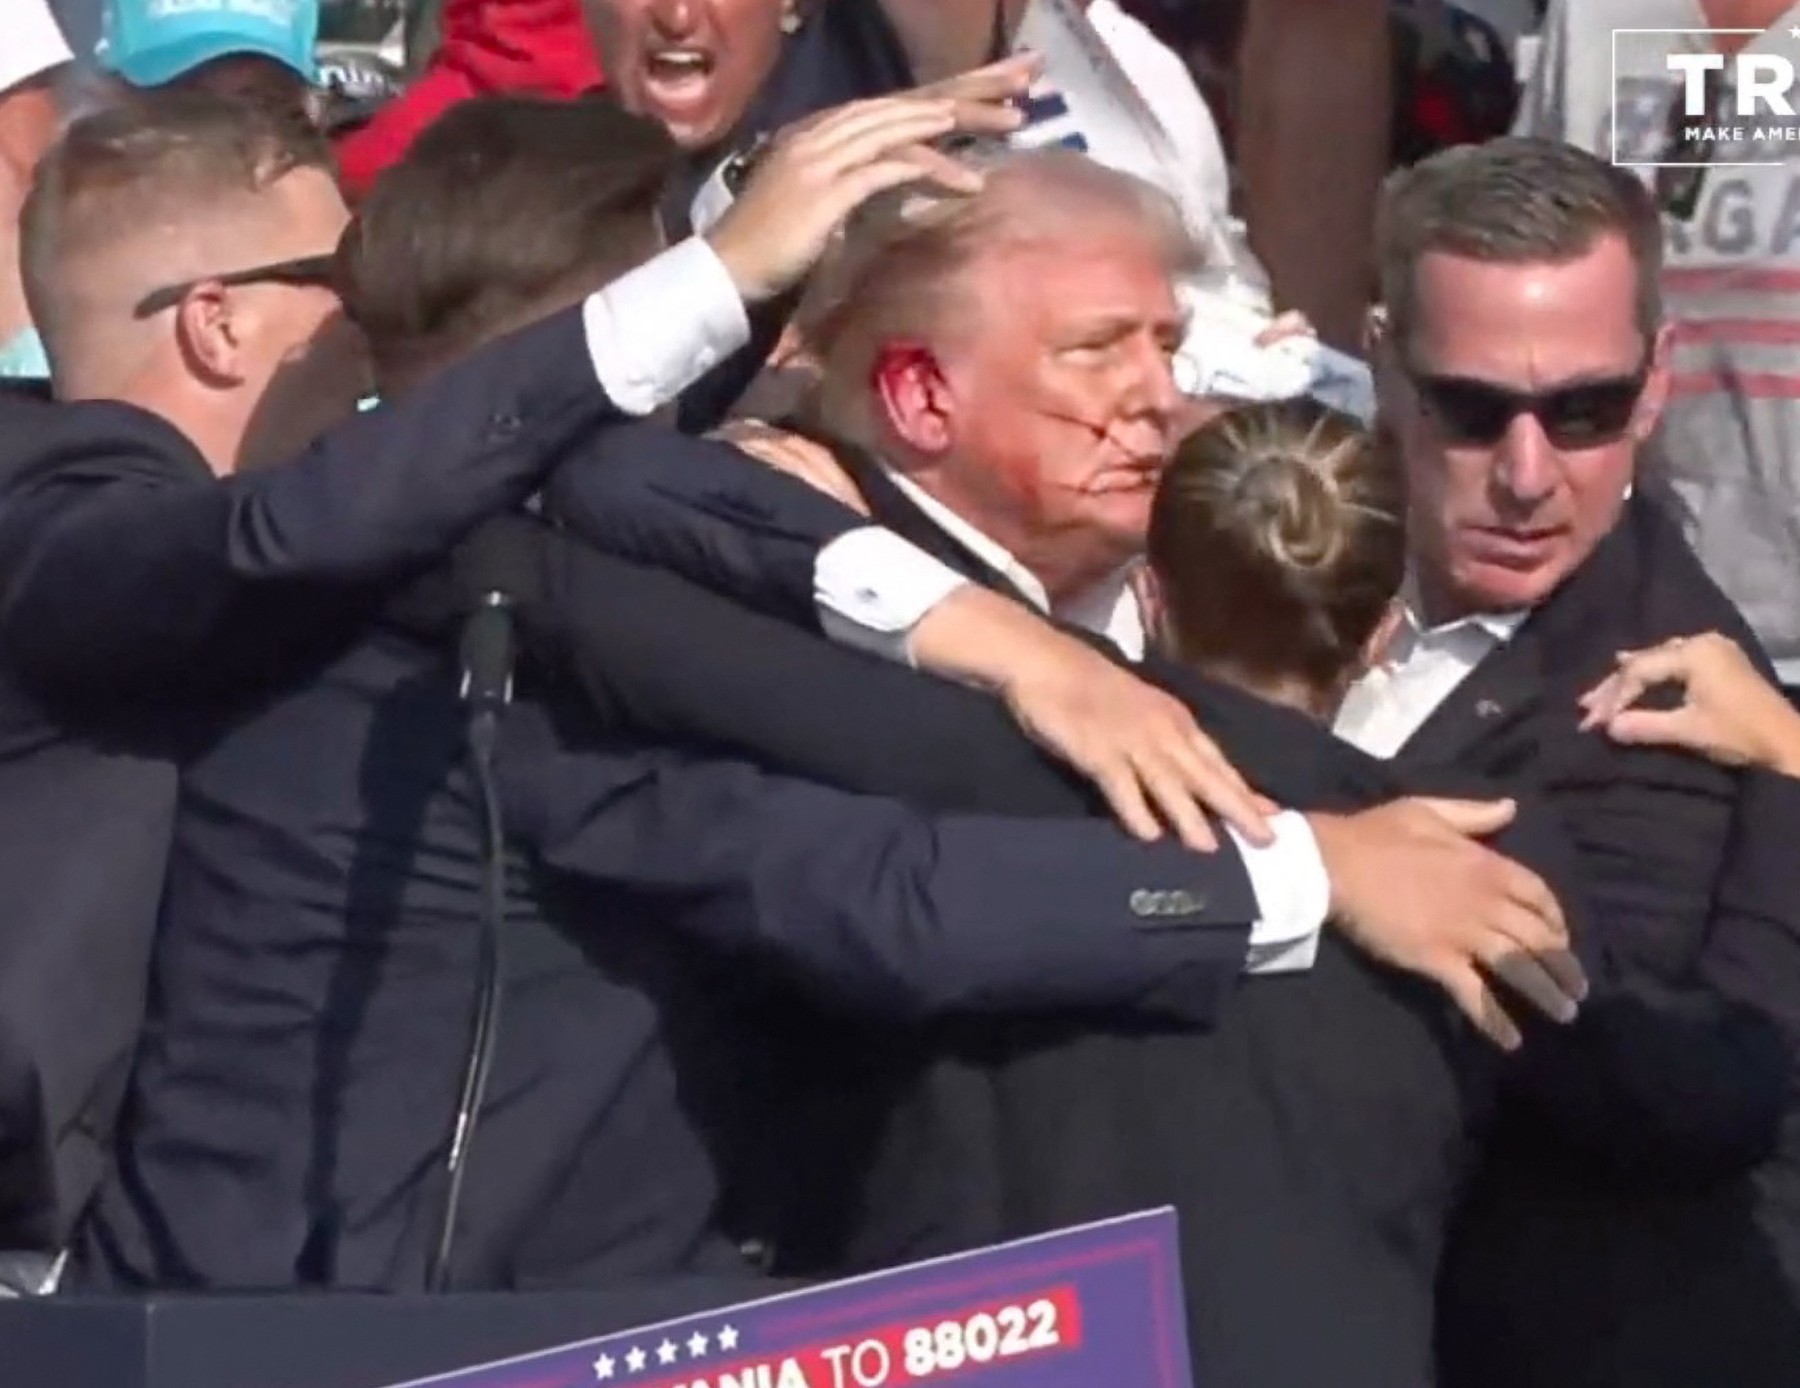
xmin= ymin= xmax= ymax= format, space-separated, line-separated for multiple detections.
xmin=1131 ymin=888 xmax=1206 ymax=920
xmin=487 ymin=410 xmax=523 ymax=442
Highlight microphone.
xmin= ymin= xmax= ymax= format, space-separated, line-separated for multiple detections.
xmin=458 ymin=591 xmax=516 ymax=729
xmin=428 ymin=518 xmax=538 ymax=1294
xmin=454 ymin=517 xmax=539 ymax=729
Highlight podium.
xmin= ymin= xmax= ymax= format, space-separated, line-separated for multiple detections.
xmin=2 ymin=1211 xmax=1192 ymax=1388
xmin=0 ymin=1279 xmax=775 ymax=1388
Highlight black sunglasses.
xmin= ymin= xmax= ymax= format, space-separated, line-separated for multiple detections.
xmin=1405 ymin=353 xmax=1651 ymax=450
xmin=133 ymin=253 xmax=340 ymax=320
xmin=1656 ymin=58 xmax=1732 ymax=221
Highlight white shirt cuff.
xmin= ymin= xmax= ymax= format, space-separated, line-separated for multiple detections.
xmin=814 ymin=527 xmax=971 ymax=668
xmin=1231 ymin=810 xmax=1328 ymax=975
xmin=582 ymin=237 xmax=751 ymax=416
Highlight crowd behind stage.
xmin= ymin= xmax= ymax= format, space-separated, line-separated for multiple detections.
xmin=8 ymin=1 xmax=1800 ymax=1386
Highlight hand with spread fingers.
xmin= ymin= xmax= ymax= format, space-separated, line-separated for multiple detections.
xmin=1310 ymin=796 xmax=1588 ymax=1051
xmin=905 ymin=585 xmax=1276 ymax=854
xmin=1578 ymin=631 xmax=1800 ymax=778
xmin=705 ymin=55 xmax=1038 ymax=306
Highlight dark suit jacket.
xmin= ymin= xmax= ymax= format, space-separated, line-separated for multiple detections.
xmin=1 ymin=317 xmax=1268 ymax=1293
xmin=1709 ymin=770 xmax=1800 ymax=1298
xmin=517 ymin=421 xmax=1800 ymax=1386
xmin=486 ymin=424 xmax=1624 ymax=1388
xmin=0 ymin=307 xmax=628 ymax=1254
xmin=1379 ymin=497 xmax=1800 ymax=1388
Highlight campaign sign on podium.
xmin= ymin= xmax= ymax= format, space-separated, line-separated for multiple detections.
xmin=384 ymin=1210 xmax=1191 ymax=1388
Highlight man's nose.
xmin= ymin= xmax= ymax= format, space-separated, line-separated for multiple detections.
xmin=1122 ymin=335 xmax=1182 ymax=423
xmin=1493 ymin=410 xmax=1560 ymax=508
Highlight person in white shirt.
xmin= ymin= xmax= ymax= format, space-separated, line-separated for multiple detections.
xmin=0 ymin=0 xmax=72 ymax=373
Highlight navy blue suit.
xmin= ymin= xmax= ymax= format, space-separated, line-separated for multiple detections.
xmin=0 ymin=309 xmax=624 ymax=1254
xmin=501 ymin=420 xmax=1789 ymax=1387
xmin=0 ymin=307 xmax=1268 ymax=1292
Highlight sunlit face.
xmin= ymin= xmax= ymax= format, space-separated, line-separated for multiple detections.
xmin=235 ymin=168 xmax=367 ymax=469
xmin=584 ymin=0 xmax=790 ymax=152
xmin=1378 ymin=234 xmax=1667 ymax=621
xmin=922 ymin=220 xmax=1187 ymax=586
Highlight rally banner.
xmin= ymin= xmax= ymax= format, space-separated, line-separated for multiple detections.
xmin=380 ymin=1210 xmax=1193 ymax=1388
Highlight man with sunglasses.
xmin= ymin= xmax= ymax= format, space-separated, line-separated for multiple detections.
xmin=1343 ymin=137 xmax=1800 ymax=1388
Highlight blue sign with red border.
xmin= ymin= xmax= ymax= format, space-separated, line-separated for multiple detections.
xmin=382 ymin=1210 xmax=1192 ymax=1388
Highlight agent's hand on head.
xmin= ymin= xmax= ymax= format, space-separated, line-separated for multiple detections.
xmin=1309 ymin=797 xmax=1588 ymax=1051
xmin=1579 ymin=631 xmax=1800 ymax=778
xmin=705 ymin=54 xmax=1038 ymax=306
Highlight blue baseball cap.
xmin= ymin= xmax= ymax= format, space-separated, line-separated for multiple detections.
xmin=98 ymin=0 xmax=319 ymax=89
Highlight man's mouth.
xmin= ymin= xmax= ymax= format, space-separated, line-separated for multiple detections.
xmin=1092 ymin=459 xmax=1164 ymax=493
xmin=1464 ymin=524 xmax=1567 ymax=567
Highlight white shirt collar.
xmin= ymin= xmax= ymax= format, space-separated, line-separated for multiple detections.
xmin=882 ymin=466 xmax=1146 ymax=660
xmin=1388 ymin=574 xmax=1529 ymax=660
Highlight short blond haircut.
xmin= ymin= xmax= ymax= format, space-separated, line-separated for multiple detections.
xmin=796 ymin=147 xmax=1205 ymax=445
xmin=20 ymin=88 xmax=331 ymax=381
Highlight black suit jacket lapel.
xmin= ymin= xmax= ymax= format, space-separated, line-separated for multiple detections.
xmin=781 ymin=422 xmax=1041 ymax=604
xmin=1393 ymin=622 xmax=1549 ymax=771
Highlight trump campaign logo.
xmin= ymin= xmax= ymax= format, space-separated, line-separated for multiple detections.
xmin=1611 ymin=26 xmax=1800 ymax=174
xmin=376 ymin=1211 xmax=1193 ymax=1388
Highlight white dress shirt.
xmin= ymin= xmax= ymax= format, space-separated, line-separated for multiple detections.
xmin=1333 ymin=602 xmax=1529 ymax=759
xmin=811 ymin=469 xmax=1328 ymax=975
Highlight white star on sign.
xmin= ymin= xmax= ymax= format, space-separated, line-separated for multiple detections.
xmin=594 ymin=1355 xmax=616 ymax=1381
xmin=687 ymin=1331 xmax=710 ymax=1358
xmin=717 ymin=1325 xmax=740 ymax=1352
xmin=626 ymin=1347 xmax=648 ymax=1373
xmin=1790 ymin=23 xmax=1800 ymax=37
xmin=657 ymin=1339 xmax=679 ymax=1366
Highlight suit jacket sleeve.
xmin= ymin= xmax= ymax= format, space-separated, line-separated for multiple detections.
xmin=503 ymin=718 xmax=1257 ymax=1028
xmin=0 ymin=309 xmax=611 ymax=703
xmin=545 ymin=421 xmax=866 ymax=629
xmin=521 ymin=522 xmax=1110 ymax=816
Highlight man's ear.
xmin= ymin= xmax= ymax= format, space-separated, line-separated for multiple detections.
xmin=1631 ymin=320 xmax=1675 ymax=445
xmin=1362 ymin=303 xmax=1389 ymax=358
xmin=872 ymin=341 xmax=954 ymax=456
xmin=173 ymin=282 xmax=244 ymax=385
xmin=1366 ymin=306 xmax=1407 ymax=413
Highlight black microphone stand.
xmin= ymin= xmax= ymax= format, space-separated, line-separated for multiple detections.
xmin=427 ymin=590 xmax=516 ymax=1293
